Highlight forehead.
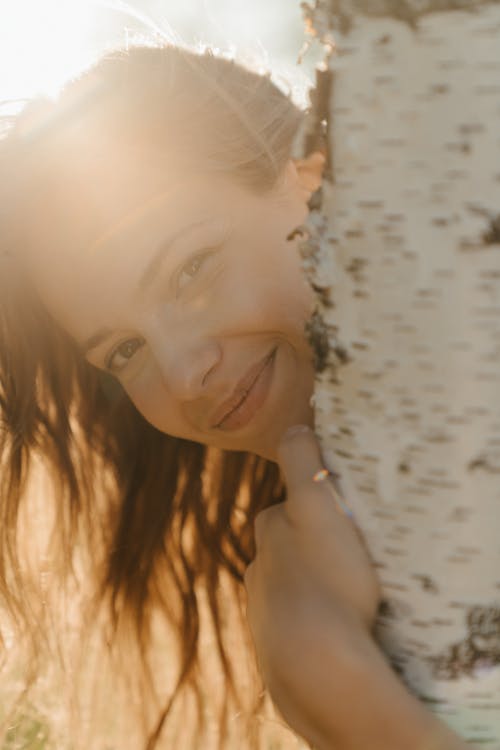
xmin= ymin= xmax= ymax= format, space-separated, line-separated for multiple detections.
xmin=24 ymin=145 xmax=185 ymax=251
xmin=22 ymin=137 xmax=268 ymax=258
xmin=18 ymin=146 xmax=262 ymax=337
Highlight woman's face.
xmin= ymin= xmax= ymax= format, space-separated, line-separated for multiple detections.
xmin=25 ymin=151 xmax=323 ymax=462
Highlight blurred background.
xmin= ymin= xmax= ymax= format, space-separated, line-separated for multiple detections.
xmin=0 ymin=0 xmax=323 ymax=113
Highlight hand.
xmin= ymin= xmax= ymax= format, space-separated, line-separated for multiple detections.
xmin=244 ymin=425 xmax=381 ymax=745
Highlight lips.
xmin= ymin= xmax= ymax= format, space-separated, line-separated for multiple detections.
xmin=210 ymin=347 xmax=277 ymax=429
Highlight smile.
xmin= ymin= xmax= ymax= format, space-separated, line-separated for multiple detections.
xmin=212 ymin=347 xmax=277 ymax=431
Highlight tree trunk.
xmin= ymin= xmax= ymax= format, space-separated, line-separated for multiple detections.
xmin=294 ymin=1 xmax=500 ymax=745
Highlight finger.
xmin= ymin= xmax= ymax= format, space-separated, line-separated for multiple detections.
xmin=277 ymin=424 xmax=355 ymax=528
xmin=253 ymin=504 xmax=283 ymax=551
xmin=277 ymin=424 xmax=324 ymax=492
xmin=277 ymin=425 xmax=338 ymax=524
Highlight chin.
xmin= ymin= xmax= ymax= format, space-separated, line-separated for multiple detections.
xmin=214 ymin=355 xmax=314 ymax=459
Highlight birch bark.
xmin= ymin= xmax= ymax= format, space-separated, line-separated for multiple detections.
xmin=294 ymin=1 xmax=500 ymax=745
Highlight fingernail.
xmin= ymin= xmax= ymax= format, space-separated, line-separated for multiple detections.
xmin=282 ymin=424 xmax=312 ymax=440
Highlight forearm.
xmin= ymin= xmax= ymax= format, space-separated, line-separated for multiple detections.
xmin=302 ymin=626 xmax=470 ymax=750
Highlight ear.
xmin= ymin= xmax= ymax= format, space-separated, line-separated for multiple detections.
xmin=289 ymin=151 xmax=326 ymax=200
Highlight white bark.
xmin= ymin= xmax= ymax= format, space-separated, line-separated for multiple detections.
xmin=295 ymin=1 xmax=500 ymax=745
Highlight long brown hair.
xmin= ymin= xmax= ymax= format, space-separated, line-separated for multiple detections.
xmin=0 ymin=45 xmax=308 ymax=749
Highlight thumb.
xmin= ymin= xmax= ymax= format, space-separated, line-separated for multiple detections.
xmin=277 ymin=424 xmax=325 ymax=492
xmin=278 ymin=424 xmax=356 ymax=526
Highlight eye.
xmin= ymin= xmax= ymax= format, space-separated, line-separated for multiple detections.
xmin=176 ymin=251 xmax=213 ymax=295
xmin=106 ymin=337 xmax=145 ymax=373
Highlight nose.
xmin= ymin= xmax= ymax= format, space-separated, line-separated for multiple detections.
xmin=152 ymin=334 xmax=222 ymax=401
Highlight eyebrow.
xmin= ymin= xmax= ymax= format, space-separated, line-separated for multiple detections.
xmin=80 ymin=218 xmax=212 ymax=356
xmin=137 ymin=219 xmax=210 ymax=294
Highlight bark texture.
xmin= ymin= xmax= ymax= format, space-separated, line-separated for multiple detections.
xmin=294 ymin=2 xmax=500 ymax=745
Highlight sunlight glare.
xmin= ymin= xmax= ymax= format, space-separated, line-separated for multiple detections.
xmin=0 ymin=0 xmax=97 ymax=104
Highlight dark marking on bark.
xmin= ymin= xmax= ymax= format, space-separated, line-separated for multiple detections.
xmin=430 ymin=83 xmax=450 ymax=95
xmin=390 ymin=659 xmax=406 ymax=679
xmin=286 ymin=226 xmax=309 ymax=243
xmin=445 ymin=168 xmax=468 ymax=180
xmin=468 ymin=455 xmax=489 ymax=471
xmin=335 ymin=449 xmax=353 ymax=459
xmin=459 ymin=239 xmax=488 ymax=253
xmin=358 ymin=199 xmax=385 ymax=209
xmin=468 ymin=453 xmax=500 ymax=474
xmin=445 ymin=140 xmax=471 ymax=154
xmin=429 ymin=605 xmax=500 ymax=680
xmin=304 ymin=310 xmax=331 ymax=373
xmin=422 ymin=429 xmax=454 ymax=444
xmin=305 ymin=65 xmax=334 ymax=182
xmin=344 ymin=228 xmax=366 ymax=238
xmin=394 ymin=524 xmax=412 ymax=535
xmin=311 ymin=282 xmax=334 ymax=308
xmin=448 ymin=506 xmax=472 ymax=522
xmin=374 ymin=74 xmax=396 ymax=86
xmin=482 ymin=214 xmax=500 ymax=245
xmin=377 ymin=598 xmax=394 ymax=618
xmin=398 ymin=461 xmax=411 ymax=474
xmin=431 ymin=217 xmax=450 ymax=227
xmin=385 ymin=213 xmax=405 ymax=223
xmin=332 ymin=341 xmax=352 ymax=365
xmin=459 ymin=122 xmax=486 ymax=136
xmin=412 ymin=574 xmax=439 ymax=594
xmin=465 ymin=203 xmax=500 ymax=246
xmin=433 ymin=618 xmax=454 ymax=626
xmin=345 ymin=256 xmax=369 ymax=283
xmin=404 ymin=504 xmax=427 ymax=514
xmin=384 ymin=546 xmax=406 ymax=557
xmin=307 ymin=184 xmax=324 ymax=212
xmin=377 ymin=596 xmax=414 ymax=621
xmin=339 ymin=426 xmax=353 ymax=435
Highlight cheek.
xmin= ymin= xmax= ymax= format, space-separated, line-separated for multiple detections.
xmin=123 ymin=371 xmax=185 ymax=435
xmin=227 ymin=258 xmax=312 ymax=337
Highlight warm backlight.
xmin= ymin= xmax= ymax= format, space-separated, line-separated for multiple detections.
xmin=0 ymin=0 xmax=96 ymax=105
